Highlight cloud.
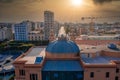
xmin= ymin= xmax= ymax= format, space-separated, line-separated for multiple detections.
xmin=0 ymin=0 xmax=43 ymax=8
xmin=0 ymin=0 xmax=43 ymax=3
xmin=0 ymin=0 xmax=13 ymax=3
xmin=93 ymin=0 xmax=120 ymax=5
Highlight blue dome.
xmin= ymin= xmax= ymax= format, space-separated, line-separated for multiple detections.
xmin=46 ymin=40 xmax=80 ymax=54
xmin=108 ymin=43 xmax=117 ymax=49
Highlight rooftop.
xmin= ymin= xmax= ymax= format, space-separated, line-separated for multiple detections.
xmin=46 ymin=40 xmax=80 ymax=54
xmin=76 ymin=35 xmax=120 ymax=40
xmin=19 ymin=47 xmax=45 ymax=64
xmin=79 ymin=44 xmax=120 ymax=53
xmin=15 ymin=44 xmax=120 ymax=65
xmin=29 ymin=31 xmax=40 ymax=34
xmin=82 ymin=56 xmax=120 ymax=64
xmin=42 ymin=60 xmax=83 ymax=71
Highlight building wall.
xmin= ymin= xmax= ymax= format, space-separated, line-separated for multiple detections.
xmin=44 ymin=11 xmax=54 ymax=40
xmin=14 ymin=21 xmax=32 ymax=41
xmin=25 ymin=67 xmax=42 ymax=80
xmin=116 ymin=63 xmax=120 ymax=80
xmin=81 ymin=53 xmax=99 ymax=58
xmin=0 ymin=28 xmax=5 ymax=41
xmin=6 ymin=28 xmax=13 ymax=40
xmin=75 ymin=40 xmax=120 ymax=45
xmin=46 ymin=52 xmax=79 ymax=59
xmin=0 ymin=27 xmax=13 ymax=41
xmin=34 ymin=22 xmax=44 ymax=30
xmin=53 ymin=21 xmax=60 ymax=36
xmin=14 ymin=63 xmax=43 ymax=80
xmin=28 ymin=33 xmax=44 ymax=41
xmin=14 ymin=63 xmax=26 ymax=80
xmin=100 ymin=51 xmax=120 ymax=58
xmin=84 ymin=68 xmax=116 ymax=80
xmin=14 ymin=25 xmax=28 ymax=41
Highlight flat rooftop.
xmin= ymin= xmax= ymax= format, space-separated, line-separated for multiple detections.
xmin=18 ymin=47 xmax=45 ymax=64
xmin=42 ymin=60 xmax=83 ymax=71
xmin=82 ymin=56 xmax=120 ymax=64
xmin=78 ymin=45 xmax=120 ymax=53
xmin=29 ymin=31 xmax=40 ymax=34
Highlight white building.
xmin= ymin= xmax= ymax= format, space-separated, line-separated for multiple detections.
xmin=44 ymin=11 xmax=54 ymax=40
xmin=28 ymin=30 xmax=44 ymax=41
xmin=14 ymin=21 xmax=32 ymax=41
xmin=0 ymin=27 xmax=13 ymax=41
xmin=76 ymin=35 xmax=120 ymax=40
xmin=35 ymin=22 xmax=44 ymax=30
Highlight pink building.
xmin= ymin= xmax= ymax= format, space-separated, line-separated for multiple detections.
xmin=75 ymin=40 xmax=120 ymax=46
xmin=13 ymin=35 xmax=120 ymax=80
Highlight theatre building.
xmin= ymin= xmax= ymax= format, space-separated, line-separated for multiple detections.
xmin=13 ymin=27 xmax=120 ymax=80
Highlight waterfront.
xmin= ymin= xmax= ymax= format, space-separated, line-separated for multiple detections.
xmin=0 ymin=50 xmax=23 ymax=80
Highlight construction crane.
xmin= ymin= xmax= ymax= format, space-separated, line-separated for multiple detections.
xmin=81 ymin=16 xmax=120 ymax=34
xmin=81 ymin=16 xmax=120 ymax=21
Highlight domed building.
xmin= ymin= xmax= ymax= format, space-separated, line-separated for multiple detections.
xmin=46 ymin=40 xmax=80 ymax=54
xmin=13 ymin=27 xmax=120 ymax=80
xmin=13 ymin=27 xmax=84 ymax=80
xmin=45 ymin=35 xmax=80 ymax=58
xmin=42 ymin=35 xmax=83 ymax=80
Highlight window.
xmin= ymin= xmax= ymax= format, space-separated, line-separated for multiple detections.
xmin=19 ymin=70 xmax=25 ymax=76
xmin=90 ymin=72 xmax=94 ymax=78
xmin=106 ymin=72 xmax=109 ymax=78
xmin=115 ymin=76 xmax=118 ymax=80
xmin=30 ymin=74 xmax=38 ymax=80
xmin=76 ymin=73 xmax=82 ymax=79
xmin=116 ymin=68 xmax=119 ymax=73
xmin=54 ymin=73 xmax=58 ymax=78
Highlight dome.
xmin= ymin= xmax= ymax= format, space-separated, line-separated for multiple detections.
xmin=46 ymin=40 xmax=80 ymax=54
xmin=108 ymin=43 xmax=117 ymax=49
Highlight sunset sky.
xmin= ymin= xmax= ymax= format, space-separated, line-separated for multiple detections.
xmin=0 ymin=0 xmax=120 ymax=22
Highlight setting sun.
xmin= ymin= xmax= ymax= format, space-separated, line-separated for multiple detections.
xmin=71 ymin=0 xmax=83 ymax=6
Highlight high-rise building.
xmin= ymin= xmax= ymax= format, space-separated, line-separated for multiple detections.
xmin=0 ymin=27 xmax=13 ymax=41
xmin=44 ymin=11 xmax=54 ymax=40
xmin=14 ymin=21 xmax=32 ymax=41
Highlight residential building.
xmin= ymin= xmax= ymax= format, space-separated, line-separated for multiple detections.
xmin=28 ymin=30 xmax=44 ymax=41
xmin=44 ymin=11 xmax=54 ymax=40
xmin=14 ymin=21 xmax=32 ymax=41
xmin=35 ymin=22 xmax=44 ymax=30
xmin=0 ymin=23 xmax=13 ymax=28
xmin=0 ymin=26 xmax=13 ymax=41
xmin=69 ymin=27 xmax=76 ymax=41
xmin=53 ymin=21 xmax=60 ymax=36
xmin=49 ymin=29 xmax=55 ymax=42
xmin=76 ymin=35 xmax=120 ymax=45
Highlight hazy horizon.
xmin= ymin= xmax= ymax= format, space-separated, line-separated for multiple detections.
xmin=0 ymin=0 xmax=120 ymax=23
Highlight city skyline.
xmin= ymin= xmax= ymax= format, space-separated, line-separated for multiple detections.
xmin=0 ymin=0 xmax=120 ymax=22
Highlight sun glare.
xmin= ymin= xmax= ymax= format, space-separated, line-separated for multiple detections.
xmin=71 ymin=0 xmax=83 ymax=6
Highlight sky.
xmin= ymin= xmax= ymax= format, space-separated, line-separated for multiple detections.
xmin=0 ymin=0 xmax=120 ymax=22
